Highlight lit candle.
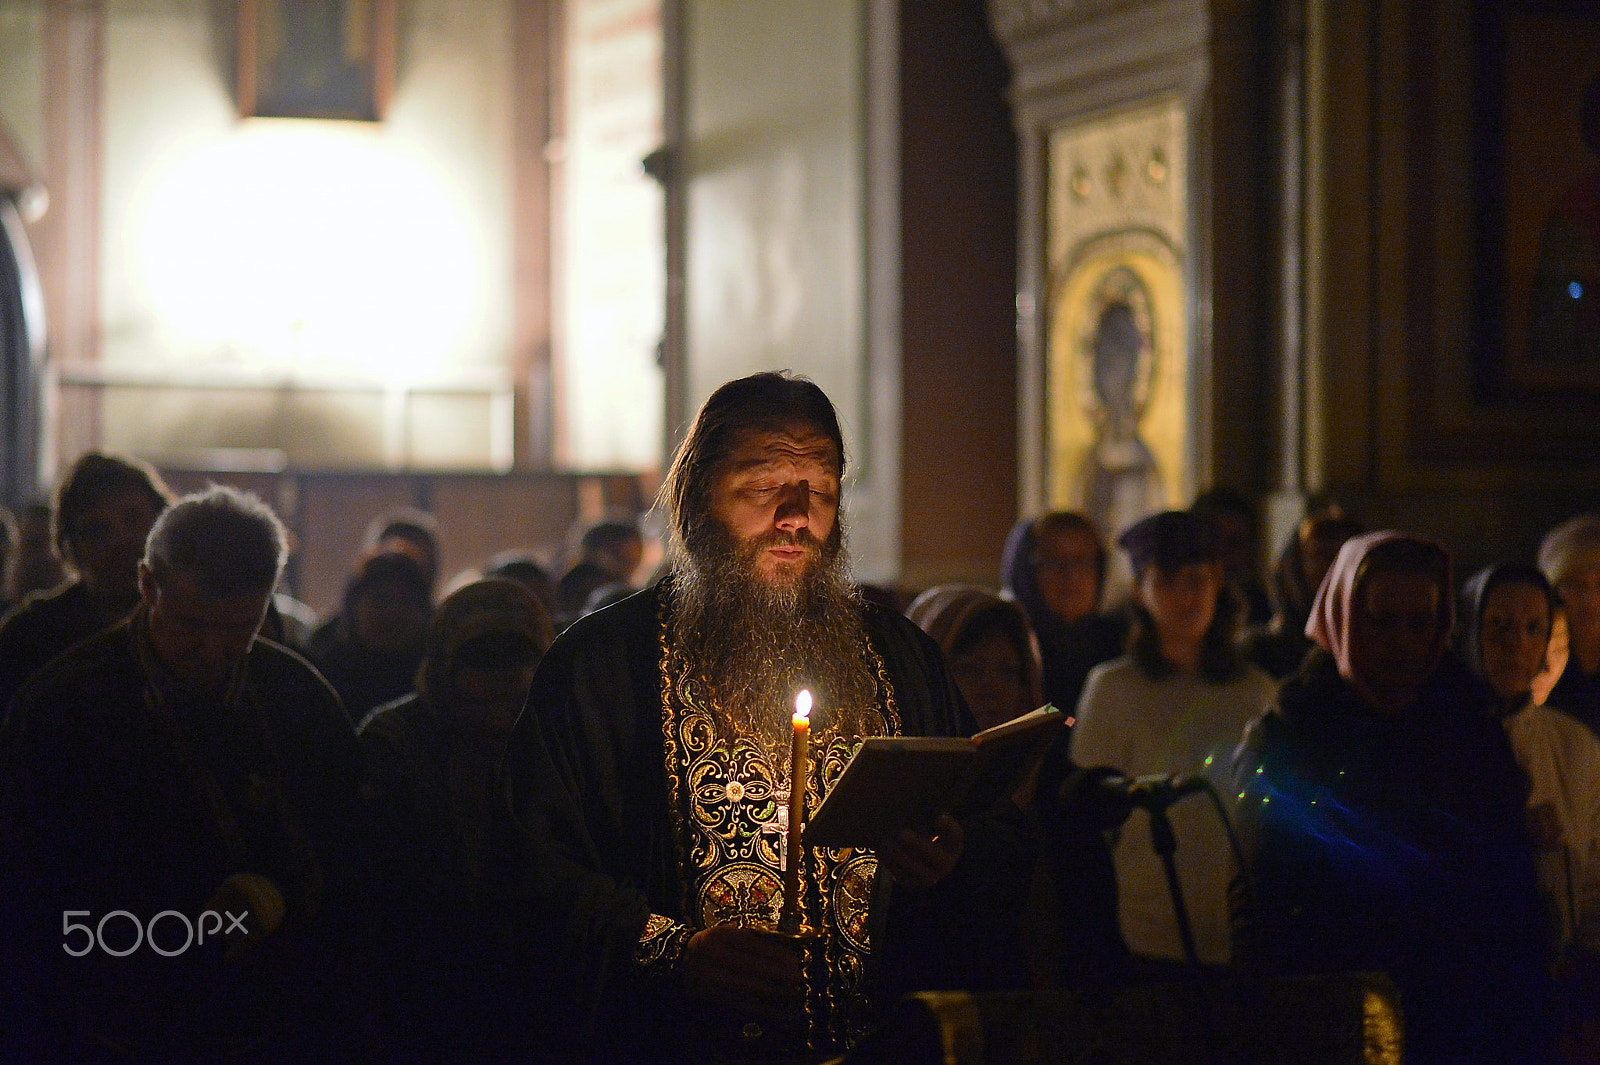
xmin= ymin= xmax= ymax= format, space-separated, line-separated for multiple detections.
xmin=780 ymin=689 xmax=811 ymax=933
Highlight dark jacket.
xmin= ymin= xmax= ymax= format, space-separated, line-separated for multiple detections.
xmin=0 ymin=581 xmax=126 ymax=717
xmin=0 ymin=619 xmax=368 ymax=1061
xmin=1232 ymin=649 xmax=1551 ymax=1064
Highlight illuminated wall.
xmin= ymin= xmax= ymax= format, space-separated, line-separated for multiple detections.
xmin=559 ymin=0 xmax=664 ymax=472
xmin=679 ymin=0 xmax=904 ymax=580
xmin=0 ymin=0 xmax=516 ymax=471
xmin=0 ymin=3 xmax=43 ymax=177
xmin=683 ymin=0 xmax=864 ymax=439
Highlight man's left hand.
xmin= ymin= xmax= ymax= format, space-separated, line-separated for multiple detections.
xmin=879 ymin=813 xmax=963 ymax=891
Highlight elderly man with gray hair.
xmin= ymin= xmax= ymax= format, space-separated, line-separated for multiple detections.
xmin=0 ymin=485 xmax=366 ymax=1061
xmin=1539 ymin=514 xmax=1600 ymax=738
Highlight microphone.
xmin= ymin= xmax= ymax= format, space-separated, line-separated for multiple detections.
xmin=1057 ymin=766 xmax=1210 ymax=829
xmin=1118 ymin=773 xmax=1210 ymax=809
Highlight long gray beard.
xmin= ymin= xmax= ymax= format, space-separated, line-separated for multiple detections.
xmin=671 ymin=519 xmax=880 ymax=759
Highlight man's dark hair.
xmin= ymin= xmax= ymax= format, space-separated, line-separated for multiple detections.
xmin=53 ymin=452 xmax=172 ymax=554
xmin=657 ymin=371 xmax=846 ymax=551
xmin=343 ymin=551 xmax=433 ymax=617
xmin=581 ymin=520 xmax=642 ymax=556
xmin=144 ymin=486 xmax=287 ymax=599
xmin=484 ymin=551 xmax=557 ymax=615
xmin=363 ymin=507 xmax=441 ymax=580
xmin=1301 ymin=511 xmax=1363 ymax=549
xmin=1191 ymin=485 xmax=1257 ymax=536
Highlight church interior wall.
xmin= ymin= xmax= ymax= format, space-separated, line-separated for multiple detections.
xmin=896 ymin=0 xmax=1020 ymax=590
xmin=89 ymin=0 xmax=518 ymax=469
xmin=3 ymin=0 xmax=1596 ymax=605
xmin=992 ymin=0 xmax=1600 ymax=587
xmin=1295 ymin=0 xmax=1600 ymax=576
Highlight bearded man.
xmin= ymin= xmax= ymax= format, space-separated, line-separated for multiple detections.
xmin=495 ymin=373 xmax=1026 ymax=1063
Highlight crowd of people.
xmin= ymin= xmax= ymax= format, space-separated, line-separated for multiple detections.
xmin=0 ymin=373 xmax=1597 ymax=1063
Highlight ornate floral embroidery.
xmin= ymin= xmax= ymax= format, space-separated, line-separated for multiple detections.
xmin=634 ymin=912 xmax=693 ymax=974
xmin=698 ymin=861 xmax=785 ymax=928
xmin=830 ymin=854 xmax=876 ymax=954
xmin=656 ymin=592 xmax=901 ymax=1050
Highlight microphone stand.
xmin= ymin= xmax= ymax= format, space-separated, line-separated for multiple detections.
xmin=1146 ymin=792 xmax=1228 ymax=1065
xmin=1146 ymin=803 xmax=1201 ymax=970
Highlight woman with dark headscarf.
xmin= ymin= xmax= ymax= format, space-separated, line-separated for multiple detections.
xmin=906 ymin=585 xmax=1043 ymax=732
xmin=1233 ymin=533 xmax=1551 ymax=1065
xmin=1000 ymin=512 xmax=1127 ymax=716
xmin=907 ymin=586 xmax=1128 ymax=988
xmin=360 ymin=577 xmax=553 ymax=889
xmin=358 ymin=578 xmax=553 ymax=1057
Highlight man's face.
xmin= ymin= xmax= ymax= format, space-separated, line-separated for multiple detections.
xmin=1478 ymin=581 xmax=1552 ymax=702
xmin=352 ymin=581 xmax=431 ymax=654
xmin=705 ymin=426 xmax=841 ymax=587
xmin=1300 ymin=533 xmax=1346 ymax=601
xmin=1556 ymin=558 xmax=1600 ymax=661
xmin=1345 ymin=570 xmax=1441 ymax=712
xmin=139 ymin=563 xmax=270 ymax=694
xmin=1208 ymin=512 xmax=1255 ymax=583
xmin=597 ymin=538 xmax=644 ymax=583
xmin=67 ymin=489 xmax=163 ymax=603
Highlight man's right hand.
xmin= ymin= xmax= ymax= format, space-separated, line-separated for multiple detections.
xmin=682 ymin=923 xmax=804 ymax=1021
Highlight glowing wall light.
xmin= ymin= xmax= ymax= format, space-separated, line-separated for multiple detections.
xmin=136 ymin=119 xmax=487 ymax=383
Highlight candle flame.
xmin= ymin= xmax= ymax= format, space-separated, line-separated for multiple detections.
xmin=793 ymin=689 xmax=812 ymax=726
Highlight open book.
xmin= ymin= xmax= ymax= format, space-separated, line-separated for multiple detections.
xmin=803 ymin=705 xmax=1065 ymax=850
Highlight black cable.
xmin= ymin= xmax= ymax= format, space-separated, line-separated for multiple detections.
xmin=1201 ymin=778 xmax=1265 ymax=969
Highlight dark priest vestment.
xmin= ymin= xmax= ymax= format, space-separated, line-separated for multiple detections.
xmin=0 ymin=615 xmax=368 ymax=1062
xmin=492 ymin=580 xmax=1034 ymax=1064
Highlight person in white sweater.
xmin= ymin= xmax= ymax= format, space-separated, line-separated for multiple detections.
xmin=1072 ymin=510 xmax=1275 ymax=971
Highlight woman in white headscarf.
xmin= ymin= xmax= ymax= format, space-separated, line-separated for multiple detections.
xmin=1459 ymin=563 xmax=1600 ymax=956
xmin=1459 ymin=565 xmax=1600 ymax=1064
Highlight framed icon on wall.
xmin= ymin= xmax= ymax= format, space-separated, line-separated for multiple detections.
xmin=237 ymin=0 xmax=397 ymax=121
xmin=1045 ymin=98 xmax=1191 ymax=555
xmin=1489 ymin=3 xmax=1600 ymax=394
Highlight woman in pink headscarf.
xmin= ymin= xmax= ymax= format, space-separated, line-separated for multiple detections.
xmin=1232 ymin=532 xmax=1552 ymax=1065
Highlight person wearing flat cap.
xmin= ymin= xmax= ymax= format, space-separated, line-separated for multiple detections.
xmin=1069 ymin=510 xmax=1276 ymax=974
